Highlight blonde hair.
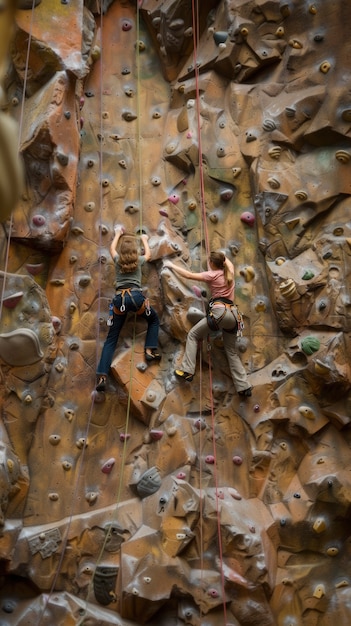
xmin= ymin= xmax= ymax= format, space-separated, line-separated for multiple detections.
xmin=210 ymin=251 xmax=233 ymax=286
xmin=117 ymin=233 xmax=139 ymax=273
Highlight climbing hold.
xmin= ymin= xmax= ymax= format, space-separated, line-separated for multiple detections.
xmin=320 ymin=61 xmax=331 ymax=73
xmin=216 ymin=146 xmax=226 ymax=157
xmin=205 ymin=455 xmax=215 ymax=464
xmin=1 ymin=291 xmax=23 ymax=308
xmin=275 ymin=26 xmax=285 ymax=37
xmin=228 ymin=487 xmax=242 ymax=500
xmin=122 ymin=111 xmax=137 ymax=121
xmin=313 ymin=518 xmax=326 ymax=533
xmin=313 ymin=584 xmax=325 ymax=599
xmin=295 ymin=190 xmax=308 ymax=201
xmin=289 ymin=39 xmax=303 ymax=49
xmin=168 ymin=194 xmax=179 ymax=204
xmin=326 ymin=546 xmax=339 ymax=557
xmin=253 ymin=404 xmax=260 ymax=412
xmin=121 ymin=19 xmax=132 ymax=31
xmin=64 ymin=408 xmax=75 ymax=422
xmin=0 ymin=329 xmax=43 ymax=365
xmin=194 ymin=417 xmax=206 ymax=430
xmin=86 ymin=492 xmax=98 ymax=505
xmin=240 ymin=266 xmax=255 ymax=282
xmin=240 ymin=211 xmax=255 ymax=226
xmin=245 ymin=130 xmax=257 ymax=143
xmin=220 ymin=189 xmax=234 ymax=201
xmin=32 ymin=214 xmax=46 ymax=226
xmin=101 ymin=458 xmax=115 ymax=474
xmin=84 ymin=202 xmax=95 ymax=212
xmin=232 ymin=455 xmax=243 ymax=465
xmin=268 ymin=145 xmax=282 ymax=159
xmin=135 ymin=40 xmax=146 ymax=51
xmin=62 ymin=461 xmax=72 ymax=471
xmin=149 ymin=429 xmax=163 ymax=441
xmin=267 ymin=177 xmax=280 ymax=189
xmin=49 ymin=435 xmax=61 ymax=446
xmin=279 ymin=278 xmax=298 ymax=300
xmin=262 ymin=119 xmax=276 ymax=132
xmin=301 ymin=336 xmax=320 ymax=355
xmin=209 ymin=212 xmax=218 ymax=223
xmin=76 ymin=438 xmax=88 ymax=449
xmin=302 ymin=269 xmax=314 ymax=280
xmin=207 ymin=588 xmax=220 ymax=598
xmin=213 ymin=31 xmax=228 ymax=45
xmin=176 ymin=472 xmax=186 ymax=479
xmin=136 ymin=466 xmax=162 ymax=498
xmin=335 ymin=150 xmax=351 ymax=163
xmin=120 ymin=433 xmax=130 ymax=442
xmin=333 ymin=226 xmax=344 ymax=236
xmin=298 ymin=405 xmax=316 ymax=420
xmin=49 ymin=493 xmax=59 ymax=501
xmin=309 ymin=4 xmax=317 ymax=13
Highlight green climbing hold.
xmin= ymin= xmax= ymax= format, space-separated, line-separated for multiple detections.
xmin=302 ymin=269 xmax=315 ymax=280
xmin=301 ymin=336 xmax=320 ymax=355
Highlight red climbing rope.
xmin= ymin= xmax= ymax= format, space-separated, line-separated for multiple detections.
xmin=191 ymin=1 xmax=228 ymax=622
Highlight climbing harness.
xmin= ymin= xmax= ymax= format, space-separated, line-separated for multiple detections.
xmin=207 ymin=298 xmax=245 ymax=336
xmin=112 ymin=288 xmax=151 ymax=316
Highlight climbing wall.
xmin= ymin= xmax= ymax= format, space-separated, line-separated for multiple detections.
xmin=0 ymin=0 xmax=351 ymax=624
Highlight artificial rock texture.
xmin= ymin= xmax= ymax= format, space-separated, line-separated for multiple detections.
xmin=1 ymin=0 xmax=351 ymax=624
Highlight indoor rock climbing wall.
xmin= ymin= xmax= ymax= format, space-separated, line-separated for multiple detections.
xmin=0 ymin=0 xmax=351 ymax=624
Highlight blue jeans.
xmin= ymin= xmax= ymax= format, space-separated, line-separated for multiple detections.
xmin=97 ymin=289 xmax=160 ymax=375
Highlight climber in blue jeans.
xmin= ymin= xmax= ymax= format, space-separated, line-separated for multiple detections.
xmin=96 ymin=226 xmax=161 ymax=392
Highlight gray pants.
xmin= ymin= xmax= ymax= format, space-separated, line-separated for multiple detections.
xmin=180 ymin=305 xmax=250 ymax=392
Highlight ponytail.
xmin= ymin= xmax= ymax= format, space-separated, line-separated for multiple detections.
xmin=209 ymin=251 xmax=233 ymax=286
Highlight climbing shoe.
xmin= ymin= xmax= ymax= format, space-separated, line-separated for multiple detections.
xmin=174 ymin=369 xmax=193 ymax=382
xmin=238 ymin=387 xmax=252 ymax=397
xmin=96 ymin=375 xmax=107 ymax=392
xmin=145 ymin=349 xmax=162 ymax=362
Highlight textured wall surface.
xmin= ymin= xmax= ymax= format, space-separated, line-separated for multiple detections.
xmin=1 ymin=0 xmax=351 ymax=624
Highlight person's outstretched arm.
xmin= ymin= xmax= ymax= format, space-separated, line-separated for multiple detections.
xmin=164 ymin=259 xmax=205 ymax=281
xmin=110 ymin=226 xmax=124 ymax=260
xmin=141 ymin=233 xmax=151 ymax=261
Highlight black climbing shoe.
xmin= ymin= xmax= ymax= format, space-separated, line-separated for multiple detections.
xmin=145 ymin=349 xmax=162 ymax=362
xmin=238 ymin=387 xmax=252 ymax=397
xmin=96 ymin=375 xmax=107 ymax=392
xmin=175 ymin=369 xmax=194 ymax=382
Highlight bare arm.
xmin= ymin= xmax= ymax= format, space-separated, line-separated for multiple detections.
xmin=110 ymin=227 xmax=123 ymax=260
xmin=164 ymin=260 xmax=205 ymax=281
xmin=141 ymin=233 xmax=151 ymax=262
xmin=224 ymin=256 xmax=235 ymax=280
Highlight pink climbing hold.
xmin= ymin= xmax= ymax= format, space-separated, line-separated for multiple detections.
xmin=192 ymin=285 xmax=203 ymax=298
xmin=150 ymin=429 xmax=163 ymax=441
xmin=122 ymin=19 xmax=132 ymax=31
xmin=168 ymin=194 xmax=179 ymax=204
xmin=159 ymin=209 xmax=168 ymax=217
xmin=205 ymin=455 xmax=215 ymax=464
xmin=232 ymin=455 xmax=243 ymax=466
xmin=240 ymin=211 xmax=255 ymax=226
xmin=120 ymin=433 xmax=131 ymax=442
xmin=101 ymin=458 xmax=115 ymax=474
xmin=32 ymin=214 xmax=46 ymax=227
xmin=176 ymin=471 xmax=186 ymax=480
